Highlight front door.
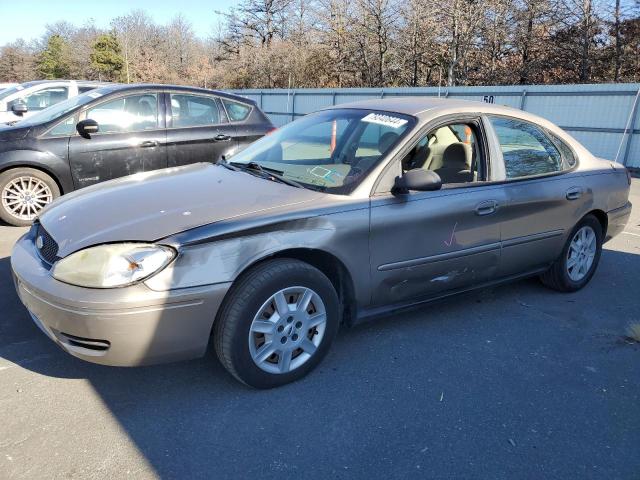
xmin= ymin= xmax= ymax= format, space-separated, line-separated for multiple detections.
xmin=165 ymin=92 xmax=238 ymax=167
xmin=369 ymin=119 xmax=507 ymax=307
xmin=68 ymin=92 xmax=167 ymax=189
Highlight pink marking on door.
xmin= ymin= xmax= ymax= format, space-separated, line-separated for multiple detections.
xmin=444 ymin=222 xmax=458 ymax=247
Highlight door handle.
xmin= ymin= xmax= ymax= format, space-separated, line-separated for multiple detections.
xmin=139 ymin=140 xmax=158 ymax=148
xmin=475 ymin=200 xmax=498 ymax=216
xmin=213 ymin=133 xmax=232 ymax=142
xmin=566 ymin=187 xmax=583 ymax=200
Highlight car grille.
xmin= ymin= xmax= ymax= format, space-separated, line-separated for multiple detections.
xmin=35 ymin=224 xmax=60 ymax=265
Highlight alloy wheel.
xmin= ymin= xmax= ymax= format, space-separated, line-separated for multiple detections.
xmin=248 ymin=286 xmax=327 ymax=374
xmin=1 ymin=176 xmax=53 ymax=221
xmin=566 ymin=225 xmax=597 ymax=282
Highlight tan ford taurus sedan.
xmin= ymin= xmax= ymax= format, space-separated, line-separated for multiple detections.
xmin=11 ymin=98 xmax=632 ymax=388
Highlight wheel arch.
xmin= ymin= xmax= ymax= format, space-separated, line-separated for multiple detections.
xmin=585 ymin=209 xmax=608 ymax=237
xmin=234 ymin=248 xmax=358 ymax=326
xmin=0 ymin=158 xmax=67 ymax=195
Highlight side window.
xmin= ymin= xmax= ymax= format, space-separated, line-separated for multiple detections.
xmin=45 ymin=116 xmax=76 ymax=137
xmin=85 ymin=93 xmax=158 ymax=134
xmin=18 ymin=87 xmax=69 ymax=111
xmin=170 ymin=93 xmax=220 ymax=127
xmin=489 ymin=116 xmax=563 ymax=178
xmin=222 ymin=99 xmax=251 ymax=121
xmin=548 ymin=131 xmax=577 ymax=168
xmin=402 ymin=122 xmax=482 ymax=185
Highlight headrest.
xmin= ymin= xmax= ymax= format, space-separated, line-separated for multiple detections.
xmin=442 ymin=142 xmax=471 ymax=168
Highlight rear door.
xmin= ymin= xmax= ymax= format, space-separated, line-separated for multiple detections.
xmin=68 ymin=91 xmax=167 ymax=189
xmin=485 ymin=115 xmax=585 ymax=276
xmin=165 ymin=91 xmax=237 ymax=167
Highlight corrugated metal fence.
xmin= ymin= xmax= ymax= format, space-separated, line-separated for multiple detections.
xmin=230 ymin=84 xmax=640 ymax=168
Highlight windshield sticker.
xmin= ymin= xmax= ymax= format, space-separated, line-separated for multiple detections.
xmin=86 ymin=92 xmax=103 ymax=98
xmin=310 ymin=166 xmax=332 ymax=178
xmin=309 ymin=166 xmax=343 ymax=184
xmin=361 ymin=113 xmax=408 ymax=129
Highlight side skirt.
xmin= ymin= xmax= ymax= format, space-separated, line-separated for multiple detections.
xmin=351 ymin=266 xmax=550 ymax=325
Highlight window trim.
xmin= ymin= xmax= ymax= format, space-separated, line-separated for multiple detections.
xmin=372 ymin=113 xmax=491 ymax=196
xmin=77 ymin=90 xmax=163 ymax=136
xmin=165 ymin=90 xmax=227 ymax=129
xmin=486 ymin=114 xmax=578 ymax=182
xmin=219 ymin=97 xmax=254 ymax=123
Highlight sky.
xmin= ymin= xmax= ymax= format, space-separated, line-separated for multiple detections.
xmin=0 ymin=0 xmax=237 ymax=45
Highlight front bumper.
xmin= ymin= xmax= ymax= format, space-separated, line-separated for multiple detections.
xmin=11 ymin=234 xmax=231 ymax=366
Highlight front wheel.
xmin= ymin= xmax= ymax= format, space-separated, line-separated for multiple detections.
xmin=214 ymin=259 xmax=340 ymax=388
xmin=539 ymin=214 xmax=603 ymax=292
xmin=0 ymin=168 xmax=60 ymax=226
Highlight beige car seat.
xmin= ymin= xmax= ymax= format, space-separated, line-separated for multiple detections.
xmin=434 ymin=143 xmax=473 ymax=183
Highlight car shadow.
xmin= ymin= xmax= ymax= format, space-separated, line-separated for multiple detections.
xmin=1 ymin=244 xmax=640 ymax=478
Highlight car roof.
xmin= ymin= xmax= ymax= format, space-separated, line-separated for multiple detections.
xmin=328 ymin=96 xmax=557 ymax=129
xmin=99 ymin=83 xmax=256 ymax=105
xmin=16 ymin=80 xmax=111 ymax=87
xmin=331 ymin=97 xmax=533 ymax=118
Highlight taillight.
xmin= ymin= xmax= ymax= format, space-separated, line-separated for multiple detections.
xmin=265 ymin=128 xmax=277 ymax=135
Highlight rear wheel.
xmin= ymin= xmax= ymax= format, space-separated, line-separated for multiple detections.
xmin=539 ymin=214 xmax=602 ymax=292
xmin=0 ymin=168 xmax=60 ymax=226
xmin=214 ymin=259 xmax=340 ymax=388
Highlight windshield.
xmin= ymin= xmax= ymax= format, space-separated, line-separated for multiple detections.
xmin=17 ymin=88 xmax=112 ymax=126
xmin=228 ymin=108 xmax=415 ymax=194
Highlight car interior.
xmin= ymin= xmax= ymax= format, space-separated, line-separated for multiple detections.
xmin=401 ymin=122 xmax=481 ymax=184
xmin=171 ymin=95 xmax=221 ymax=127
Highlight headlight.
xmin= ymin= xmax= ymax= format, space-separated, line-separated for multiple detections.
xmin=52 ymin=243 xmax=176 ymax=288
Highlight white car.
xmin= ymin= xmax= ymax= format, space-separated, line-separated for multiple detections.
xmin=0 ymin=80 xmax=109 ymax=124
xmin=0 ymin=83 xmax=18 ymax=92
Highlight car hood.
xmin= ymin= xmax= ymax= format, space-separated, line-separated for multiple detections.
xmin=0 ymin=123 xmax=31 ymax=141
xmin=39 ymin=163 xmax=323 ymax=258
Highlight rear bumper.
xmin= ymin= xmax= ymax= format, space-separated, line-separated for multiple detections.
xmin=11 ymin=234 xmax=231 ymax=366
xmin=606 ymin=201 xmax=632 ymax=241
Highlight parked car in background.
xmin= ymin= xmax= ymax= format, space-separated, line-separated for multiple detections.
xmin=10 ymin=98 xmax=631 ymax=388
xmin=0 ymin=80 xmax=108 ymax=124
xmin=0 ymin=83 xmax=273 ymax=225
xmin=0 ymin=83 xmax=18 ymax=92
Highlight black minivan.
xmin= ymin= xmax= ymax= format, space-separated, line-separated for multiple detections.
xmin=0 ymin=84 xmax=274 ymax=226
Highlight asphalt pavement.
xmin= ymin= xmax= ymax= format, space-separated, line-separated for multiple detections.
xmin=1 ymin=180 xmax=639 ymax=479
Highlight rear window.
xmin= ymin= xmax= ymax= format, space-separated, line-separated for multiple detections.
xmin=222 ymin=99 xmax=251 ymax=121
xmin=489 ymin=116 xmax=563 ymax=179
xmin=548 ymin=131 xmax=577 ymax=168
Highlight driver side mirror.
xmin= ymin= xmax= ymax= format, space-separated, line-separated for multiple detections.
xmin=76 ymin=119 xmax=99 ymax=139
xmin=393 ymin=169 xmax=442 ymax=194
xmin=11 ymin=101 xmax=28 ymax=116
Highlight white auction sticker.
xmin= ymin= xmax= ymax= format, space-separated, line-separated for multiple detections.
xmin=361 ymin=112 xmax=408 ymax=129
xmin=86 ymin=92 xmax=103 ymax=98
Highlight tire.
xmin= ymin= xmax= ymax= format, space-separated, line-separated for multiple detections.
xmin=539 ymin=214 xmax=603 ymax=292
xmin=214 ymin=258 xmax=340 ymax=388
xmin=0 ymin=168 xmax=60 ymax=227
